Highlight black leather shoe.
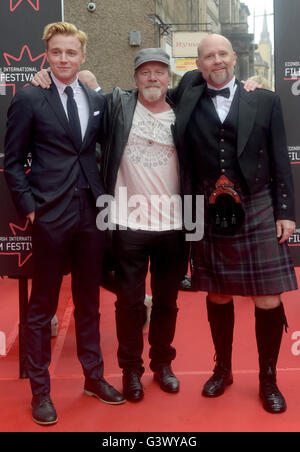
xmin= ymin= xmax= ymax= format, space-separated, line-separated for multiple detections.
xmin=123 ymin=370 xmax=144 ymax=402
xmin=31 ymin=393 xmax=58 ymax=425
xmin=153 ymin=365 xmax=180 ymax=393
xmin=202 ymin=364 xmax=233 ymax=397
xmin=84 ymin=377 xmax=125 ymax=405
xmin=259 ymin=380 xmax=287 ymax=413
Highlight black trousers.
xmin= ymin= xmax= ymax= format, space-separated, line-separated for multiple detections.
xmin=112 ymin=228 xmax=185 ymax=374
xmin=26 ymin=189 xmax=105 ymax=395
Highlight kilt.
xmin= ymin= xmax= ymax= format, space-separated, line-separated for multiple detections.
xmin=191 ymin=184 xmax=298 ymax=296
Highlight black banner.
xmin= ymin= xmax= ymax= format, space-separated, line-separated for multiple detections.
xmin=274 ymin=0 xmax=300 ymax=265
xmin=0 ymin=0 xmax=63 ymax=276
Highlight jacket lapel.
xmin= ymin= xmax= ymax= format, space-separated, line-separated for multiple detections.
xmin=42 ymin=82 xmax=72 ymax=140
xmin=237 ymin=81 xmax=258 ymax=157
xmin=79 ymin=81 xmax=93 ymax=151
xmin=121 ymin=88 xmax=138 ymax=147
xmin=43 ymin=79 xmax=94 ymax=153
xmin=175 ymin=83 xmax=205 ymax=149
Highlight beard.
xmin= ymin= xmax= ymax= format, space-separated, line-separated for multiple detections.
xmin=142 ymin=85 xmax=162 ymax=102
xmin=209 ymin=68 xmax=233 ymax=86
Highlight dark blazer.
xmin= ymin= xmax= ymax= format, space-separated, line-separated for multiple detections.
xmin=100 ymin=87 xmax=138 ymax=196
xmin=170 ymin=70 xmax=295 ymax=221
xmin=4 ymin=80 xmax=106 ymax=222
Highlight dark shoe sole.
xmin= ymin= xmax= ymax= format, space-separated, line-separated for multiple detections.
xmin=84 ymin=389 xmax=126 ymax=405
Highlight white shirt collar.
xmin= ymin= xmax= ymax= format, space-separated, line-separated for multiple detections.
xmin=51 ymin=72 xmax=80 ymax=95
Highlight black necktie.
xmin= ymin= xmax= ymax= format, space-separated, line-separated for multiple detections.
xmin=64 ymin=86 xmax=82 ymax=151
xmin=206 ymin=87 xmax=230 ymax=99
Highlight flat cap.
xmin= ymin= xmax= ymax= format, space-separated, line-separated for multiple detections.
xmin=134 ymin=48 xmax=170 ymax=70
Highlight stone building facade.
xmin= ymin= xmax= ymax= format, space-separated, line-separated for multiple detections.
xmin=63 ymin=0 xmax=255 ymax=91
xmin=220 ymin=1 xmax=255 ymax=80
xmin=64 ymin=0 xmax=158 ymax=91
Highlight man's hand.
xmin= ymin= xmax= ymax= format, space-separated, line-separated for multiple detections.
xmin=78 ymin=70 xmax=99 ymax=90
xmin=241 ymin=79 xmax=262 ymax=92
xmin=27 ymin=211 xmax=35 ymax=224
xmin=31 ymin=68 xmax=51 ymax=88
xmin=276 ymin=219 xmax=295 ymax=244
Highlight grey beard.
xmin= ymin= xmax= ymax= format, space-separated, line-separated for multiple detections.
xmin=142 ymin=86 xmax=162 ymax=102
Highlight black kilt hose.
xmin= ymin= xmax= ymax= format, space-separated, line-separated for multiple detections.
xmin=191 ymin=185 xmax=298 ymax=296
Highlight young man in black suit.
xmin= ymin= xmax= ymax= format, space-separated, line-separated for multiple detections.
xmin=4 ymin=22 xmax=125 ymax=426
xmin=171 ymin=33 xmax=297 ymax=414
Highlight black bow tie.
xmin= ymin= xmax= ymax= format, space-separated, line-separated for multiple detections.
xmin=206 ymin=87 xmax=230 ymax=99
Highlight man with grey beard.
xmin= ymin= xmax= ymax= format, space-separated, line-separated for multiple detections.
xmin=99 ymin=48 xmax=184 ymax=401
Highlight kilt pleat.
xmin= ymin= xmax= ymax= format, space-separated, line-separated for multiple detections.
xmin=191 ymin=185 xmax=298 ymax=295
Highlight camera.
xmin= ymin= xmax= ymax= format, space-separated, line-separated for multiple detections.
xmin=87 ymin=2 xmax=96 ymax=12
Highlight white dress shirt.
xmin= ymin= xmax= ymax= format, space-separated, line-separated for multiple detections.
xmin=207 ymin=76 xmax=237 ymax=123
xmin=51 ymin=73 xmax=89 ymax=140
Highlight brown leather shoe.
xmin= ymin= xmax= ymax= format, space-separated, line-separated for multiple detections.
xmin=84 ymin=377 xmax=125 ymax=405
xmin=31 ymin=393 xmax=58 ymax=425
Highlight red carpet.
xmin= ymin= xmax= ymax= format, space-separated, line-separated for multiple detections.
xmin=1 ymin=271 xmax=300 ymax=432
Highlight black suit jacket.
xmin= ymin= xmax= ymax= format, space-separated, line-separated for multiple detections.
xmin=170 ymin=70 xmax=295 ymax=221
xmin=4 ymin=80 xmax=106 ymax=222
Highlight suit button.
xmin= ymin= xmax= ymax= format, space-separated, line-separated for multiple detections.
xmin=221 ymin=169 xmax=226 ymax=174
xmin=256 ymin=178 xmax=259 ymax=182
xmin=282 ymin=194 xmax=288 ymax=198
xmin=280 ymin=183 xmax=285 ymax=188
xmin=220 ymin=149 xmax=225 ymax=153
xmin=259 ymin=149 xmax=264 ymax=154
xmin=281 ymin=204 xmax=288 ymax=210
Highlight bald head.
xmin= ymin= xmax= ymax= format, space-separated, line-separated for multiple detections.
xmin=196 ymin=33 xmax=237 ymax=88
xmin=197 ymin=34 xmax=234 ymax=58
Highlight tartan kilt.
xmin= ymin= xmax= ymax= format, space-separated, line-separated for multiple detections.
xmin=191 ymin=184 xmax=298 ymax=296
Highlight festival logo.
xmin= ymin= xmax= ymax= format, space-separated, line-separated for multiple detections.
xmin=288 ymin=146 xmax=300 ymax=164
xmin=1 ymin=45 xmax=46 ymax=92
xmin=9 ymin=0 xmax=40 ymax=12
xmin=0 ymin=219 xmax=32 ymax=267
xmin=288 ymin=228 xmax=300 ymax=247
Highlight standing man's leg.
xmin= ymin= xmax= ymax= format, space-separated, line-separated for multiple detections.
xmin=253 ymin=294 xmax=288 ymax=413
xmin=202 ymin=293 xmax=234 ymax=397
xmin=27 ymin=216 xmax=70 ymax=425
xmin=112 ymin=228 xmax=149 ymax=401
xmin=148 ymin=230 xmax=185 ymax=393
xmin=71 ymin=189 xmax=125 ymax=405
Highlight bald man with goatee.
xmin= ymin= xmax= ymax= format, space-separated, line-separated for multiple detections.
xmin=170 ymin=34 xmax=297 ymax=414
